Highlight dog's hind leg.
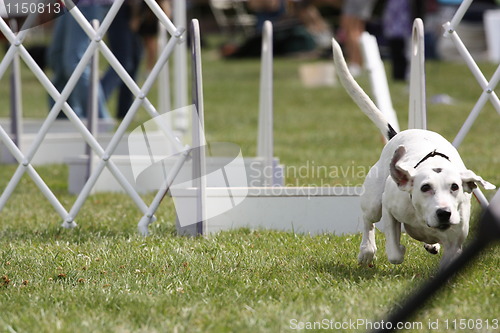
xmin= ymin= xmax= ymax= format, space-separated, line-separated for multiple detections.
xmin=358 ymin=193 xmax=381 ymax=265
xmin=358 ymin=166 xmax=385 ymax=266
xmin=358 ymin=214 xmax=378 ymax=265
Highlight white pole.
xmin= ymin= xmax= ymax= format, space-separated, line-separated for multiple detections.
xmin=452 ymin=63 xmax=500 ymax=147
xmin=257 ymin=20 xmax=274 ymax=186
xmin=86 ymin=20 xmax=100 ymax=181
xmin=408 ymin=18 xmax=427 ymax=130
xmin=448 ymin=0 xmax=474 ymax=32
xmin=9 ymin=19 xmax=22 ymax=149
xmin=138 ymin=148 xmax=190 ymax=236
xmin=158 ymin=22 xmax=172 ymax=116
xmin=191 ymin=19 xmax=207 ymax=235
xmin=360 ymin=32 xmax=400 ymax=132
xmin=173 ymin=0 xmax=189 ymax=132
xmin=443 ymin=23 xmax=500 ymax=111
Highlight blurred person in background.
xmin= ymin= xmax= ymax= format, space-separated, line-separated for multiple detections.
xmin=101 ymin=0 xmax=143 ymax=119
xmin=46 ymin=0 xmax=114 ymax=119
xmin=222 ymin=0 xmax=333 ymax=58
xmin=339 ymin=0 xmax=377 ymax=76
xmin=383 ymin=0 xmax=412 ymax=81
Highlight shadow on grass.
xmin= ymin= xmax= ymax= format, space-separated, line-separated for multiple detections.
xmin=311 ymin=259 xmax=436 ymax=283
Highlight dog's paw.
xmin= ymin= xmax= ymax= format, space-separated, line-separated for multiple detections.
xmin=387 ymin=245 xmax=406 ymax=264
xmin=424 ymin=243 xmax=440 ymax=255
xmin=358 ymin=246 xmax=376 ymax=266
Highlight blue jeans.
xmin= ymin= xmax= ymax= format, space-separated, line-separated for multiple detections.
xmin=47 ymin=5 xmax=111 ymax=119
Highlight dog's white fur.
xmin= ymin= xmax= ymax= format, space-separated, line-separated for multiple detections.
xmin=331 ymin=38 xmax=495 ymax=267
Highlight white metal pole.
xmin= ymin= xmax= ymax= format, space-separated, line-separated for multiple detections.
xmin=191 ymin=19 xmax=206 ymax=235
xmin=360 ymin=32 xmax=400 ymax=132
xmin=8 ymin=19 xmax=22 ymax=149
xmin=144 ymin=0 xmax=179 ymax=36
xmin=173 ymin=0 xmax=189 ymax=132
xmin=448 ymin=0 xmax=474 ymax=32
xmin=452 ymin=63 xmax=500 ymax=147
xmin=0 ymin=17 xmax=31 ymax=79
xmin=443 ymin=19 xmax=500 ymax=114
xmin=86 ymin=20 xmax=100 ymax=181
xmin=408 ymin=18 xmax=427 ymax=130
xmin=138 ymin=148 xmax=190 ymax=236
xmin=158 ymin=22 xmax=172 ymax=117
xmin=257 ymin=21 xmax=274 ymax=186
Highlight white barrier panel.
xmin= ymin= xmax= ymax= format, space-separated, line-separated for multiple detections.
xmin=67 ymin=155 xmax=284 ymax=194
xmin=174 ymin=187 xmax=363 ymax=236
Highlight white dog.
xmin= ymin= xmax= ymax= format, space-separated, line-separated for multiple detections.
xmin=331 ymin=38 xmax=495 ymax=267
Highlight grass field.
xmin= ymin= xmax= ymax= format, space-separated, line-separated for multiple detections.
xmin=0 ymin=38 xmax=499 ymax=332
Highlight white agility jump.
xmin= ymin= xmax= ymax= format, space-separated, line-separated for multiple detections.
xmin=0 ymin=1 xmax=495 ymax=236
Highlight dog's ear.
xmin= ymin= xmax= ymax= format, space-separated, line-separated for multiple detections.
xmin=460 ymin=170 xmax=496 ymax=193
xmin=390 ymin=146 xmax=415 ymax=192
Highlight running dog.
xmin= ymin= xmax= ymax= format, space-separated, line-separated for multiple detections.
xmin=331 ymin=38 xmax=495 ymax=267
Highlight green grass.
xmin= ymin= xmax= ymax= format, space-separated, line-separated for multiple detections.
xmin=0 ymin=43 xmax=499 ymax=332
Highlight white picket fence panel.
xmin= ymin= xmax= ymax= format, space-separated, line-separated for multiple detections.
xmin=441 ymin=0 xmax=500 ymax=148
xmin=441 ymin=0 xmax=498 ymax=207
xmin=0 ymin=0 xmax=189 ymax=232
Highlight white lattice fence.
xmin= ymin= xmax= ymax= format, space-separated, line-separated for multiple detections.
xmin=441 ymin=0 xmax=499 ymax=207
xmin=0 ymin=0 xmax=191 ymax=233
xmin=442 ymin=0 xmax=500 ymax=148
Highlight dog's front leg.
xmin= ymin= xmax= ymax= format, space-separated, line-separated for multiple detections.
xmin=383 ymin=208 xmax=406 ymax=264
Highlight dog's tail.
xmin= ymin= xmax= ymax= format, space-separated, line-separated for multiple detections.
xmin=332 ymin=38 xmax=397 ymax=141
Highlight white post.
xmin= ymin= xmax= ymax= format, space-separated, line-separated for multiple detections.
xmin=360 ymin=32 xmax=400 ymax=132
xmin=158 ymin=22 xmax=172 ymax=116
xmin=9 ymin=19 xmax=22 ymax=150
xmin=173 ymin=0 xmax=189 ymax=132
xmin=190 ymin=19 xmax=206 ymax=235
xmin=257 ymin=20 xmax=274 ymax=186
xmin=86 ymin=19 xmax=100 ymax=181
xmin=408 ymin=18 xmax=427 ymax=130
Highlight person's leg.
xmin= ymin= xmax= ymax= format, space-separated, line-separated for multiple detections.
xmin=388 ymin=37 xmax=407 ymax=81
xmin=101 ymin=3 xmax=143 ymax=119
xmin=62 ymin=5 xmax=111 ymax=118
xmin=340 ymin=15 xmax=364 ymax=75
xmin=47 ymin=12 xmax=70 ymax=117
xmin=116 ymin=34 xmax=143 ymax=119
xmin=102 ymin=4 xmax=133 ymax=100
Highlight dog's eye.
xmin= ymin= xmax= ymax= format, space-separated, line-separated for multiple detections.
xmin=451 ymin=183 xmax=459 ymax=191
xmin=420 ymin=184 xmax=432 ymax=192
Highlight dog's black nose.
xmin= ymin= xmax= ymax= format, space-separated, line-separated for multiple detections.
xmin=436 ymin=208 xmax=452 ymax=223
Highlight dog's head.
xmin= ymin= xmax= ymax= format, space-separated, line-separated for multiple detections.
xmin=389 ymin=146 xmax=495 ymax=230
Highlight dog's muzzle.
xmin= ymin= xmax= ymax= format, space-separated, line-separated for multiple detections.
xmin=435 ymin=208 xmax=452 ymax=230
